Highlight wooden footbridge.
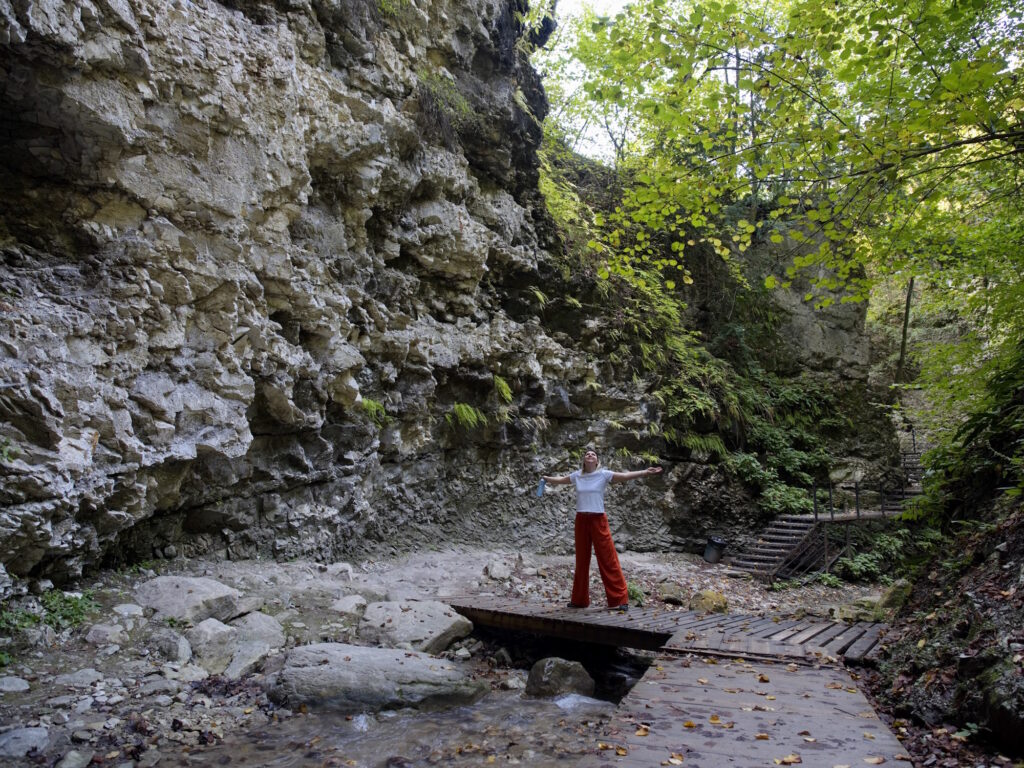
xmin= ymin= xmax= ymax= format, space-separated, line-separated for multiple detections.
xmin=450 ymin=596 xmax=908 ymax=767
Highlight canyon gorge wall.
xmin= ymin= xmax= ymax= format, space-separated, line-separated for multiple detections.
xmin=0 ymin=0 xmax=884 ymax=594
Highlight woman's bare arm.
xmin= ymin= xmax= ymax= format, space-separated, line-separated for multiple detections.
xmin=541 ymin=474 xmax=573 ymax=485
xmin=610 ymin=466 xmax=663 ymax=484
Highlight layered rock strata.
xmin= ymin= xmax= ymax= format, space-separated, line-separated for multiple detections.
xmin=0 ymin=0 xmax=882 ymax=590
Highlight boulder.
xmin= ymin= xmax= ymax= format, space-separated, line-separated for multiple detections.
xmin=688 ymin=590 xmax=728 ymax=614
xmin=186 ymin=618 xmax=239 ymax=675
xmin=223 ymin=612 xmax=287 ymax=679
xmin=358 ymin=601 xmax=472 ymax=654
xmin=485 ymin=560 xmax=513 ymax=580
xmin=0 ymin=726 xmax=49 ymax=758
xmin=0 ymin=676 xmax=30 ymax=693
xmin=135 ymin=577 xmax=241 ymax=623
xmin=148 ymin=628 xmax=192 ymax=663
xmin=657 ymin=583 xmax=687 ymax=606
xmin=330 ymin=595 xmax=368 ymax=618
xmin=85 ymin=624 xmax=127 ymax=645
xmin=268 ymin=643 xmax=487 ymax=712
xmin=525 ymin=657 xmax=595 ymax=698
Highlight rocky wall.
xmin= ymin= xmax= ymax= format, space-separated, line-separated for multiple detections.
xmin=0 ymin=0 xmax=879 ymax=593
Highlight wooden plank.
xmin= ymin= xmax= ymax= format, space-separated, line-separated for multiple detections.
xmin=784 ymin=621 xmax=837 ymax=646
xmin=578 ymin=656 xmax=907 ymax=768
xmin=817 ymin=624 xmax=870 ymax=657
xmin=763 ymin=620 xmax=816 ymax=642
xmin=840 ymin=623 xmax=884 ymax=663
xmin=748 ymin=618 xmax=804 ymax=638
xmin=798 ymin=622 xmax=852 ymax=649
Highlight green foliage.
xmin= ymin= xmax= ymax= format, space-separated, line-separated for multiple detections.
xmin=39 ymin=590 xmax=98 ymax=631
xmin=376 ymin=0 xmax=410 ymax=17
xmin=360 ymin=398 xmax=391 ymax=428
xmin=0 ymin=436 xmax=16 ymax=463
xmin=0 ymin=650 xmax=10 ymax=667
xmin=0 ymin=590 xmax=98 ymax=634
xmin=815 ymin=572 xmax=843 ymax=588
xmin=416 ymin=72 xmax=478 ymax=148
xmin=835 ymin=526 xmax=945 ymax=582
xmin=493 ymin=375 xmax=513 ymax=404
xmin=446 ymin=402 xmax=487 ymax=430
xmin=679 ymin=432 xmax=727 ymax=461
xmin=627 ymin=581 xmax=646 ymax=606
xmin=538 ymin=0 xmax=1024 ymax=530
xmin=0 ymin=606 xmax=39 ymax=633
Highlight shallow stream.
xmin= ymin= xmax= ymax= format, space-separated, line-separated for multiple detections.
xmin=165 ymin=639 xmax=650 ymax=768
xmin=167 ymin=690 xmax=616 ymax=767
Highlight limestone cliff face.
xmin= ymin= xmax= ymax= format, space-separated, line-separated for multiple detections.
xmin=0 ymin=0 xmax=643 ymax=586
xmin=0 ymin=0 xmax=879 ymax=590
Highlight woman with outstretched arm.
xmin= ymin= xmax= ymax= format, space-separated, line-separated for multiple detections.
xmin=542 ymin=448 xmax=662 ymax=612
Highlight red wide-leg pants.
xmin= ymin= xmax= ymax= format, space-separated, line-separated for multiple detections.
xmin=570 ymin=512 xmax=629 ymax=608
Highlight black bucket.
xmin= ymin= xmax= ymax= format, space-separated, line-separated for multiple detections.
xmin=703 ymin=536 xmax=726 ymax=564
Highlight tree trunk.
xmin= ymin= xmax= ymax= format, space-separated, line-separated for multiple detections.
xmin=895 ymin=276 xmax=915 ymax=385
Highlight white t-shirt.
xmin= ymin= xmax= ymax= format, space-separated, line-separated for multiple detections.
xmin=570 ymin=468 xmax=614 ymax=513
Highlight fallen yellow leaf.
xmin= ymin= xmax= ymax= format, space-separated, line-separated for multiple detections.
xmin=864 ymin=758 xmax=885 ymax=765
xmin=766 ymin=695 xmax=777 ymax=700
xmin=616 ymin=747 xmax=628 ymax=756
xmin=774 ymin=755 xmax=802 ymax=765
xmin=698 ymin=678 xmax=709 ymax=684
xmin=636 ymin=725 xmax=650 ymax=736
xmin=709 ymin=714 xmax=721 ymax=724
xmin=894 ymin=755 xmax=912 ymax=762
xmin=758 ymin=673 xmax=771 ymax=683
xmin=863 ymin=732 xmax=875 ymax=740
xmin=598 ymin=742 xmax=613 ymax=750
xmin=684 ymin=721 xmax=697 ymax=728
xmin=803 ymin=737 xmax=817 ymax=743
xmin=756 ymin=733 xmax=770 ymax=740
xmin=662 ymin=754 xmax=685 ymax=766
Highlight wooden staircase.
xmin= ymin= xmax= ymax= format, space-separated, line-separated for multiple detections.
xmin=729 ymin=451 xmax=925 ymax=582
xmin=729 ymin=515 xmax=822 ymax=581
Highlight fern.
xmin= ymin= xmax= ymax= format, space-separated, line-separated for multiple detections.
xmin=446 ymin=402 xmax=487 ymax=430
xmin=679 ymin=433 xmax=728 ymax=460
xmin=493 ymin=374 xmax=513 ymax=404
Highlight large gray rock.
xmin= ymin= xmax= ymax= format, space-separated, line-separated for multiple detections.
xmin=0 ymin=726 xmax=49 ymax=758
xmin=525 ymin=658 xmax=595 ymax=698
xmin=358 ymin=600 xmax=472 ymax=654
xmin=185 ymin=618 xmax=238 ymax=675
xmin=268 ymin=642 xmax=487 ymax=712
xmin=135 ymin=577 xmax=241 ymax=623
xmin=223 ymin=611 xmax=287 ymax=679
xmin=147 ymin=628 xmax=192 ymax=663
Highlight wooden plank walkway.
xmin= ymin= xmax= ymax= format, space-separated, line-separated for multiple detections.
xmin=450 ymin=596 xmax=903 ymax=767
xmin=449 ymin=596 xmax=886 ymax=663
xmin=579 ymin=655 xmax=909 ymax=768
